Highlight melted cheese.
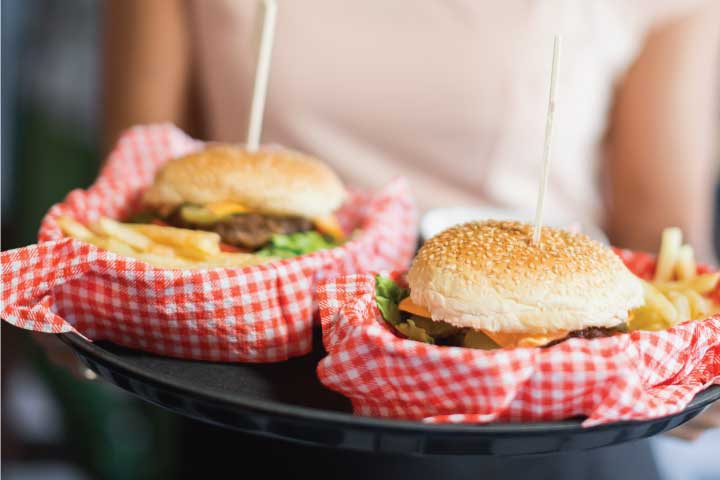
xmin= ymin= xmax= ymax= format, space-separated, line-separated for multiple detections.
xmin=399 ymin=297 xmax=432 ymax=317
xmin=313 ymin=214 xmax=345 ymax=241
xmin=478 ymin=330 xmax=568 ymax=348
xmin=197 ymin=203 xmax=345 ymax=244
xmin=398 ymin=297 xmax=567 ymax=348
xmin=205 ymin=202 xmax=251 ymax=216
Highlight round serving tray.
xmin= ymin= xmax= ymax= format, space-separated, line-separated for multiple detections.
xmin=60 ymin=331 xmax=720 ymax=457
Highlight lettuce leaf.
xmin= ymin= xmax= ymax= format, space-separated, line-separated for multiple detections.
xmin=374 ymin=276 xmax=501 ymax=349
xmin=375 ymin=275 xmax=410 ymax=326
xmin=375 ymin=276 xmax=454 ymax=345
xmin=256 ymin=231 xmax=338 ymax=258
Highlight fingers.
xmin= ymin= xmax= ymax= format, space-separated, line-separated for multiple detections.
xmin=667 ymin=404 xmax=720 ymax=441
xmin=668 ymin=424 xmax=705 ymax=441
xmin=32 ymin=333 xmax=96 ymax=380
xmin=692 ymin=402 xmax=720 ymax=428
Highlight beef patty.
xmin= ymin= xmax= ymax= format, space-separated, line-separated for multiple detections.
xmin=544 ymin=325 xmax=627 ymax=347
xmin=170 ymin=212 xmax=313 ymax=249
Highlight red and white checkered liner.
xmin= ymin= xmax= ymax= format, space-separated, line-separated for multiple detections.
xmin=1 ymin=124 xmax=418 ymax=362
xmin=317 ymin=250 xmax=720 ymax=426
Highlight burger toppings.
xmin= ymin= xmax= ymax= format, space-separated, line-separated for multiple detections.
xmin=179 ymin=202 xmax=252 ymax=224
xmin=375 ymin=275 xmax=410 ymax=327
xmin=376 ymin=275 xmax=626 ymax=349
xmin=169 ymin=207 xmax=315 ymax=248
xmin=397 ymin=295 xmax=586 ymax=348
xmin=544 ymin=325 xmax=628 ymax=347
xmin=474 ymin=329 xmax=570 ymax=349
xmin=135 ymin=145 xmax=348 ymax=260
xmin=132 ymin=204 xmax=343 ymax=255
xmin=255 ymin=231 xmax=338 ymax=258
xmin=213 ymin=214 xmax=313 ymax=249
xmin=397 ymin=296 xmax=431 ymax=317
xmin=157 ymin=204 xmax=344 ymax=254
xmin=376 ymin=275 xmax=490 ymax=347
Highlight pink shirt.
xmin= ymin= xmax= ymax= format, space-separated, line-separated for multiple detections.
xmin=189 ymin=0 xmax=700 ymax=221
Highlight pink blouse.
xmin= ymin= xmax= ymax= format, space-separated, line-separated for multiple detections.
xmin=188 ymin=0 xmax=702 ymax=221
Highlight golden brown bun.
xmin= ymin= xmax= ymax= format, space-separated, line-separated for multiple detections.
xmin=407 ymin=220 xmax=644 ymax=334
xmin=142 ymin=145 xmax=346 ymax=217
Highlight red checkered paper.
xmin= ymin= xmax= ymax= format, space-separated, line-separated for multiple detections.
xmin=317 ymin=250 xmax=720 ymax=426
xmin=1 ymin=124 xmax=417 ymax=362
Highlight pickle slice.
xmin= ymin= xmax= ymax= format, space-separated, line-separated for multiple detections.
xmin=462 ymin=330 xmax=500 ymax=350
xmin=408 ymin=315 xmax=460 ymax=338
xmin=179 ymin=205 xmax=222 ymax=225
xmin=396 ymin=320 xmax=434 ymax=344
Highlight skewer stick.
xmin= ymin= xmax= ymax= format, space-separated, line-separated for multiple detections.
xmin=246 ymin=0 xmax=278 ymax=152
xmin=532 ymin=35 xmax=562 ymax=244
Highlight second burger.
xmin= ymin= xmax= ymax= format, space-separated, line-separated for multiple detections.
xmin=376 ymin=220 xmax=646 ymax=349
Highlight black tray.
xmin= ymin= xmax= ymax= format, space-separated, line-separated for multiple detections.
xmin=60 ymin=331 xmax=720 ymax=457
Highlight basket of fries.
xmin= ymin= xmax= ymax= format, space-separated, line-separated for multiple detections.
xmin=317 ymin=224 xmax=720 ymax=426
xmin=1 ymin=124 xmax=417 ymax=362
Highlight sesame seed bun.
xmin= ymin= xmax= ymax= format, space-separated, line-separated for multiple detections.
xmin=142 ymin=145 xmax=346 ymax=217
xmin=407 ymin=220 xmax=644 ymax=334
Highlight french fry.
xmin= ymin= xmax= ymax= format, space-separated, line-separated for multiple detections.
xmin=682 ymin=289 xmax=710 ymax=320
xmin=654 ymin=273 xmax=720 ymax=296
xmin=58 ymin=216 xmax=96 ymax=242
xmin=654 ymin=227 xmax=682 ymax=282
xmin=666 ymin=291 xmax=691 ymax=324
xmin=59 ymin=216 xmax=138 ymax=255
xmin=675 ymin=244 xmax=696 ymax=281
xmin=58 ymin=214 xmax=282 ymax=270
xmin=92 ymin=217 xmax=152 ymax=251
xmin=146 ymin=243 xmax=177 ymax=257
xmin=629 ymin=306 xmax=669 ymax=331
xmin=129 ymin=224 xmax=221 ymax=259
xmin=133 ymin=253 xmax=194 ymax=269
xmin=91 ymin=236 xmax=137 ymax=256
xmin=179 ymin=245 xmax=228 ymax=261
xmin=689 ymin=272 xmax=720 ymax=294
xmin=629 ymin=227 xmax=719 ymax=331
xmin=200 ymin=252 xmax=277 ymax=268
xmin=641 ymin=280 xmax=677 ymax=325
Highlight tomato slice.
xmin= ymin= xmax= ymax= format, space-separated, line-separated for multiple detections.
xmin=219 ymin=242 xmax=251 ymax=253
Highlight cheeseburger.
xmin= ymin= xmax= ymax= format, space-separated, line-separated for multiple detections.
xmin=140 ymin=145 xmax=347 ymax=256
xmin=378 ymin=220 xmax=645 ymax=349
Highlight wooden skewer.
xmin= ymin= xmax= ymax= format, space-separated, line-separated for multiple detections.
xmin=246 ymin=0 xmax=278 ymax=152
xmin=532 ymin=35 xmax=562 ymax=245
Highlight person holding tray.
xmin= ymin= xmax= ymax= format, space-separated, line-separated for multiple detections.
xmin=94 ymin=1 xmax=720 ymax=479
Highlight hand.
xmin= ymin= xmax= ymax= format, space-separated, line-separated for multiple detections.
xmin=32 ymin=333 xmax=97 ymax=380
xmin=668 ymin=401 xmax=720 ymax=440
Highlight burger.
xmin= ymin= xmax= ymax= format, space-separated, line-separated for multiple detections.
xmin=139 ymin=145 xmax=347 ymax=257
xmin=376 ymin=220 xmax=645 ymax=348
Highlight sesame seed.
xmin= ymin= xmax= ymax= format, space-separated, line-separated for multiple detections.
xmin=412 ymin=220 xmax=625 ymax=283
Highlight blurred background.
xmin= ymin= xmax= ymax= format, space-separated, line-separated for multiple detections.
xmin=1 ymin=1 xmax=719 ymax=479
xmin=2 ymin=2 xmax=178 ymax=479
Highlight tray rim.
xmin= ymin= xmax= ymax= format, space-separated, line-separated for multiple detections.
xmin=60 ymin=332 xmax=720 ymax=435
